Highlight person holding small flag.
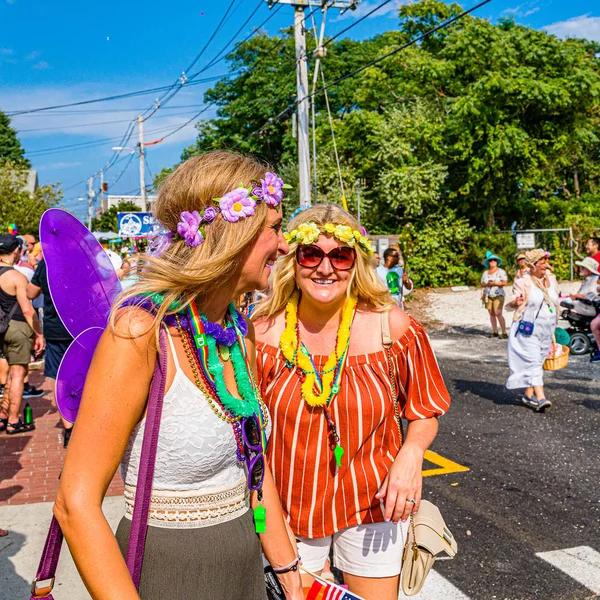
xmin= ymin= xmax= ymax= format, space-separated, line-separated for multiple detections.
xmin=254 ymin=204 xmax=451 ymax=599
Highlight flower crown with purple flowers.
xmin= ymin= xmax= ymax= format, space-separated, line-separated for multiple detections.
xmin=149 ymin=172 xmax=290 ymax=254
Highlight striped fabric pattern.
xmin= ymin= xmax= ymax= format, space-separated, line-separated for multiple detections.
xmin=257 ymin=317 xmax=451 ymax=539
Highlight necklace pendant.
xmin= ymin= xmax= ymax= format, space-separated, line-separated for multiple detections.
xmin=218 ymin=344 xmax=230 ymax=362
xmin=334 ymin=444 xmax=344 ymax=467
xmin=194 ymin=333 xmax=207 ymax=348
xmin=296 ymin=367 xmax=306 ymax=383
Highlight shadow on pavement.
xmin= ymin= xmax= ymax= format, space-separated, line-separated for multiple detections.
xmin=0 ymin=530 xmax=30 ymax=599
xmin=0 ymin=436 xmax=30 ymax=500
xmin=454 ymin=379 xmax=521 ymax=406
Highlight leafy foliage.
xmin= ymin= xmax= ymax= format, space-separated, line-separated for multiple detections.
xmin=0 ymin=112 xmax=30 ymax=168
xmin=162 ymin=0 xmax=600 ymax=286
xmin=91 ymin=201 xmax=140 ymax=232
xmin=0 ymin=161 xmax=61 ymax=234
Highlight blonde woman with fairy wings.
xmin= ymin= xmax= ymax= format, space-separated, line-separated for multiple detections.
xmin=253 ymin=204 xmax=451 ymax=600
xmin=53 ymin=152 xmax=303 ymax=600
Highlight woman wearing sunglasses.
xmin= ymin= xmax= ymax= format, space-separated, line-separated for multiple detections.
xmin=253 ymin=204 xmax=451 ymax=599
xmin=53 ymin=153 xmax=303 ymax=600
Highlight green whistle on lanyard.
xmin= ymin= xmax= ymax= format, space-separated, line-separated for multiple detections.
xmin=254 ymin=505 xmax=267 ymax=534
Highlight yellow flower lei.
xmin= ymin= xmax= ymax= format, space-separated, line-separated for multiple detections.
xmin=280 ymin=292 xmax=358 ymax=407
xmin=284 ymin=222 xmax=375 ymax=255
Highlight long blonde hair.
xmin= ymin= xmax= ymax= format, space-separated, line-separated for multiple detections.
xmin=252 ymin=203 xmax=393 ymax=320
xmin=111 ymin=151 xmax=272 ymax=335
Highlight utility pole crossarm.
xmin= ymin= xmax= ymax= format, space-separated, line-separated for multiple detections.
xmin=266 ymin=0 xmax=357 ymax=7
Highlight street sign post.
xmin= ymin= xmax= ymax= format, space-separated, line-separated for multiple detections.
xmin=117 ymin=212 xmax=155 ymax=237
xmin=516 ymin=232 xmax=536 ymax=249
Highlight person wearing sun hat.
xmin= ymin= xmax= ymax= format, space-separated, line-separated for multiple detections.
xmin=505 ymin=248 xmax=559 ymax=412
xmin=566 ymin=257 xmax=600 ymax=318
xmin=481 ymin=251 xmax=508 ymax=338
xmin=515 ymin=252 xmax=528 ymax=280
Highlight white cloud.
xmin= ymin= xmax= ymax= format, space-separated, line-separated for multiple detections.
xmin=501 ymin=1 xmax=540 ymax=19
xmin=335 ymin=0 xmax=408 ymax=22
xmin=25 ymin=51 xmax=40 ymax=61
xmin=4 ymin=84 xmax=208 ymax=150
xmin=37 ymin=161 xmax=83 ymax=170
xmin=32 ymin=60 xmax=50 ymax=69
xmin=543 ymin=14 xmax=600 ymax=42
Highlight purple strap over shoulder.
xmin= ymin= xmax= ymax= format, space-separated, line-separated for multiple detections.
xmin=30 ymin=328 xmax=168 ymax=598
xmin=125 ymin=327 xmax=168 ymax=587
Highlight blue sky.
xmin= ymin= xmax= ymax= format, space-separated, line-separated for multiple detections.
xmin=1 ymin=0 xmax=599 ymax=220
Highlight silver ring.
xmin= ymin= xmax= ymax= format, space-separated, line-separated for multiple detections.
xmin=406 ymin=499 xmax=417 ymax=504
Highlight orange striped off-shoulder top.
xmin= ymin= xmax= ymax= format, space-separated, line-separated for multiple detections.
xmin=256 ymin=316 xmax=451 ymax=539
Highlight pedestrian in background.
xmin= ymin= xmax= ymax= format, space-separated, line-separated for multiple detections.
xmin=481 ymin=251 xmax=508 ymax=338
xmin=376 ymin=247 xmax=413 ymax=309
xmin=0 ymin=235 xmax=45 ymax=434
xmin=585 ymin=236 xmax=600 ymax=264
xmin=514 ymin=252 xmax=528 ymax=280
xmin=505 ymin=249 xmax=558 ymax=412
xmin=27 ymin=258 xmax=74 ymax=447
xmin=567 ymin=257 xmax=599 ymax=317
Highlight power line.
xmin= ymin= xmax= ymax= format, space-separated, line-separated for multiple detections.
xmin=143 ymin=0 xmax=240 ymax=118
xmin=5 ymin=73 xmax=234 ymax=117
xmin=321 ymin=0 xmax=394 ymax=48
xmin=112 ymin=153 xmax=137 ymax=187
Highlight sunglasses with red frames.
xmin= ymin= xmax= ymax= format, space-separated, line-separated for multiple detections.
xmin=295 ymin=245 xmax=356 ymax=271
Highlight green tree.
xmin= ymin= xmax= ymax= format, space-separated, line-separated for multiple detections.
xmin=91 ymin=201 xmax=140 ymax=232
xmin=0 ymin=111 xmax=30 ymax=168
xmin=0 ymin=161 xmax=60 ymax=234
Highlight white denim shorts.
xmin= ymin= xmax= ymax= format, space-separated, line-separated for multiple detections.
xmin=297 ymin=520 xmax=409 ymax=578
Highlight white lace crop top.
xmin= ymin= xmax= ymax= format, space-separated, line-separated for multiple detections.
xmin=120 ymin=329 xmax=247 ymax=492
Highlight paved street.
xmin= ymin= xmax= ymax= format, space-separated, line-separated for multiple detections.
xmin=420 ymin=327 xmax=600 ymax=600
xmin=0 ymin=307 xmax=599 ymax=599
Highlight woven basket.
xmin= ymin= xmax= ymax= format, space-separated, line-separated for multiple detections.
xmin=543 ymin=345 xmax=570 ymax=371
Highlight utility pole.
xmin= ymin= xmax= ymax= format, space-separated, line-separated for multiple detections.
xmin=138 ymin=115 xmax=147 ymax=212
xmin=99 ymin=169 xmax=106 ymax=213
xmin=294 ymin=6 xmax=311 ymax=208
xmin=266 ymin=0 xmax=359 ymax=208
xmin=87 ymin=176 xmax=95 ymax=230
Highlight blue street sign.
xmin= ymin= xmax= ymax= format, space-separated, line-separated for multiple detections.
xmin=117 ymin=212 xmax=155 ymax=237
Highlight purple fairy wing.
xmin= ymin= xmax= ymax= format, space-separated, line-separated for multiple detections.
xmin=39 ymin=209 xmax=122 ymax=337
xmin=55 ymin=327 xmax=104 ymax=423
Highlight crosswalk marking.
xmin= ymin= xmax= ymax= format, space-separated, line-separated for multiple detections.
xmin=399 ymin=570 xmax=470 ymax=599
xmin=536 ymin=546 xmax=600 ymax=594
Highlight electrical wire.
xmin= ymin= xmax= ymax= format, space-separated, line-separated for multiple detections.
xmin=143 ymin=0 xmax=240 ymax=118
xmin=321 ymin=0 xmax=394 ymax=49
xmin=5 ymin=73 xmax=234 ymax=117
xmin=111 ymin=152 xmax=137 ymax=187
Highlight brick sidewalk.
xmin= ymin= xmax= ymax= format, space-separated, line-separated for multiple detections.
xmin=0 ymin=371 xmax=123 ymax=506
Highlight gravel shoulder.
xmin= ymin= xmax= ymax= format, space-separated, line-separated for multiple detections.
xmin=410 ymin=281 xmax=581 ymax=333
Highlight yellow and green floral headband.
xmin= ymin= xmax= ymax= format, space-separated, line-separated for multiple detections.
xmin=284 ymin=222 xmax=375 ymax=255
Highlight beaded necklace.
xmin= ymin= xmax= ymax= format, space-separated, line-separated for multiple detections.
xmin=174 ymin=304 xmax=269 ymax=533
xmin=280 ymin=293 xmax=357 ymax=466
xmin=187 ymin=302 xmax=261 ymax=419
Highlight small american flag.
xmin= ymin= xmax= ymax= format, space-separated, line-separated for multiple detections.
xmin=307 ymin=579 xmax=364 ymax=600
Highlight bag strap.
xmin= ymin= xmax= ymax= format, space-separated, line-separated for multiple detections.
xmin=30 ymin=327 xmax=168 ymax=598
xmin=126 ymin=326 xmax=168 ymax=588
xmin=380 ymin=311 xmax=403 ymax=447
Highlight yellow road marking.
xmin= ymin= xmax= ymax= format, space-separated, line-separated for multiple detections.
xmin=422 ymin=450 xmax=469 ymax=477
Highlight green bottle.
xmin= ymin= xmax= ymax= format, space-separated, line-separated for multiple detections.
xmin=386 ymin=271 xmax=400 ymax=295
xmin=24 ymin=403 xmax=33 ymax=426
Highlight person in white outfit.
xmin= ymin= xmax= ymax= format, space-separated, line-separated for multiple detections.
xmin=505 ymin=249 xmax=558 ymax=412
